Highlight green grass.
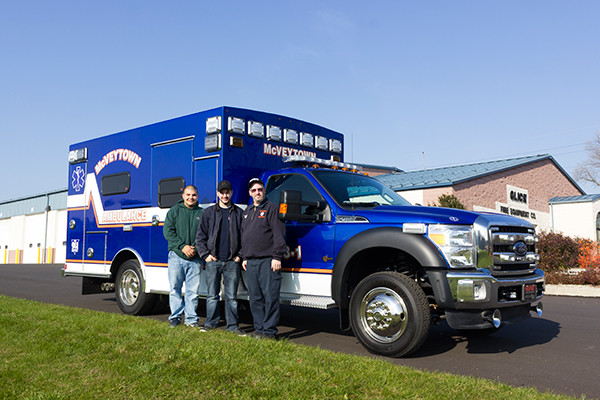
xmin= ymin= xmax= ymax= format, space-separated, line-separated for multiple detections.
xmin=0 ymin=295 xmax=578 ymax=400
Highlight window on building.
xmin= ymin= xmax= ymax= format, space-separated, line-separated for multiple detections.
xmin=596 ymin=212 xmax=600 ymax=242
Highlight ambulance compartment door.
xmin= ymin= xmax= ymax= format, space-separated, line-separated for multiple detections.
xmin=149 ymin=138 xmax=194 ymax=265
xmin=194 ymin=156 xmax=219 ymax=205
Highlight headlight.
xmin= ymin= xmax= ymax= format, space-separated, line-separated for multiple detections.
xmin=428 ymin=224 xmax=475 ymax=269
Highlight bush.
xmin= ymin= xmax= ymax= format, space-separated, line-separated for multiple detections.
xmin=538 ymin=231 xmax=600 ymax=286
xmin=543 ymin=271 xmax=581 ymax=285
xmin=537 ymin=231 xmax=579 ymax=272
xmin=576 ymin=238 xmax=600 ymax=269
xmin=579 ymin=267 xmax=600 ymax=285
xmin=436 ymin=194 xmax=465 ymax=209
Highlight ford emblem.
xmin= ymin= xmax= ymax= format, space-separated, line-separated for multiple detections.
xmin=513 ymin=241 xmax=528 ymax=257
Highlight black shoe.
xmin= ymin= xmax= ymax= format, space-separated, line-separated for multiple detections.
xmin=169 ymin=319 xmax=181 ymax=328
xmin=229 ymin=328 xmax=247 ymax=337
xmin=250 ymin=331 xmax=264 ymax=339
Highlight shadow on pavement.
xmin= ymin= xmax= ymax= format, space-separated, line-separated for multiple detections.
xmin=408 ymin=317 xmax=560 ymax=358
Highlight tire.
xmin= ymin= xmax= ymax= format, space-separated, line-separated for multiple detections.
xmin=115 ymin=259 xmax=156 ymax=315
xmin=349 ymin=271 xmax=430 ymax=357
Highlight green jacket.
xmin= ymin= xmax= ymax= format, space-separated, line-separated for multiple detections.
xmin=163 ymin=199 xmax=203 ymax=260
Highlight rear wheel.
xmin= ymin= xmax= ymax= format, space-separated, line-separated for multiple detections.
xmin=115 ymin=259 xmax=156 ymax=315
xmin=350 ymin=271 xmax=430 ymax=357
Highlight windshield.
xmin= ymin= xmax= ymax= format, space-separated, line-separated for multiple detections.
xmin=312 ymin=170 xmax=412 ymax=208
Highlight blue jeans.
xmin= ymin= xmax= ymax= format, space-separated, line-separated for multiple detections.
xmin=205 ymin=260 xmax=241 ymax=330
xmin=245 ymin=258 xmax=281 ymax=337
xmin=168 ymin=251 xmax=201 ymax=325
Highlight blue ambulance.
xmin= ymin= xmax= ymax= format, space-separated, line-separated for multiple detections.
xmin=65 ymin=106 xmax=544 ymax=356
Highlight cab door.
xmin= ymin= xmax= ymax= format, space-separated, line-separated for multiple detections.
xmin=265 ymin=173 xmax=335 ymax=297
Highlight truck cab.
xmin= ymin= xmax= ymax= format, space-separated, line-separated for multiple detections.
xmin=268 ymin=157 xmax=544 ymax=356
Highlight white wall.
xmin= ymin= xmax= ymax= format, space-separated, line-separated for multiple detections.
xmin=551 ymin=201 xmax=600 ymax=241
xmin=0 ymin=210 xmax=67 ymax=264
xmin=397 ymin=189 xmax=424 ymax=205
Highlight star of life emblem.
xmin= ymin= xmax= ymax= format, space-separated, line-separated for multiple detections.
xmin=72 ymin=166 xmax=85 ymax=192
xmin=71 ymin=239 xmax=80 ymax=254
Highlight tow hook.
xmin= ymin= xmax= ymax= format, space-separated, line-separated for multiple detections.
xmin=482 ymin=309 xmax=502 ymax=328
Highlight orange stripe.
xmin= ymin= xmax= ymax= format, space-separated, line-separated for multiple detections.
xmin=145 ymin=262 xmax=168 ymax=267
xmin=281 ymin=267 xmax=332 ymax=274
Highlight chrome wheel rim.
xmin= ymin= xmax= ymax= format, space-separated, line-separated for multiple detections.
xmin=359 ymin=287 xmax=408 ymax=343
xmin=119 ymin=269 xmax=140 ymax=306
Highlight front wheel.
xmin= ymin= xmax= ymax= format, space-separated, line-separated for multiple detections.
xmin=349 ymin=271 xmax=430 ymax=357
xmin=115 ymin=259 xmax=156 ymax=315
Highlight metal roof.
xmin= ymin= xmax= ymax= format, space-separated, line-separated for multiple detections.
xmin=355 ymin=163 xmax=404 ymax=173
xmin=0 ymin=189 xmax=67 ymax=219
xmin=549 ymin=194 xmax=600 ymax=204
xmin=375 ymin=154 xmax=585 ymax=193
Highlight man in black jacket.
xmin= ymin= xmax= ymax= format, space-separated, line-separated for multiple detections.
xmin=241 ymin=177 xmax=286 ymax=339
xmin=195 ymin=180 xmax=244 ymax=335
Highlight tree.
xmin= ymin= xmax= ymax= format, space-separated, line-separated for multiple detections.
xmin=436 ymin=194 xmax=465 ymax=209
xmin=574 ymin=132 xmax=600 ymax=187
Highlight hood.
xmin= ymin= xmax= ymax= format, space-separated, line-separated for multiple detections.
xmin=339 ymin=205 xmax=533 ymax=228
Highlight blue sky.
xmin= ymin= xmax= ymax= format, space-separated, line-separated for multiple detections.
xmin=2 ymin=1 xmax=599 ymax=200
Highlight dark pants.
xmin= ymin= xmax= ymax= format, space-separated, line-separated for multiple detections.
xmin=245 ymin=257 xmax=281 ymax=337
xmin=205 ymin=260 xmax=241 ymax=330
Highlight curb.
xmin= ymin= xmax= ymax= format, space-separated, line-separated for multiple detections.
xmin=545 ymin=284 xmax=600 ymax=298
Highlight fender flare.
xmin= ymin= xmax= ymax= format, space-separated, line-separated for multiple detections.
xmin=331 ymin=226 xmax=447 ymax=309
xmin=111 ymin=247 xmax=147 ymax=289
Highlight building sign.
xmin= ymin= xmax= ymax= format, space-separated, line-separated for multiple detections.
xmin=498 ymin=185 xmax=536 ymax=220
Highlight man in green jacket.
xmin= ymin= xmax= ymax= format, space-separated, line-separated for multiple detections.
xmin=163 ymin=185 xmax=203 ymax=328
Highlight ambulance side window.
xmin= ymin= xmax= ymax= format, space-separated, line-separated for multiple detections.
xmin=158 ymin=177 xmax=185 ymax=208
xmin=101 ymin=172 xmax=130 ymax=196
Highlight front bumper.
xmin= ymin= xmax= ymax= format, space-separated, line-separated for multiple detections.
xmin=427 ymin=268 xmax=545 ymax=329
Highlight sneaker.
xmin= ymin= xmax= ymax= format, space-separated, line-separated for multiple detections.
xmin=250 ymin=331 xmax=264 ymax=339
xmin=168 ymin=319 xmax=181 ymax=328
xmin=185 ymin=322 xmax=200 ymax=328
xmin=199 ymin=325 xmax=215 ymax=332
xmin=229 ymin=328 xmax=247 ymax=337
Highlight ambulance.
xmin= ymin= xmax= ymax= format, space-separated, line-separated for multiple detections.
xmin=65 ymin=106 xmax=544 ymax=356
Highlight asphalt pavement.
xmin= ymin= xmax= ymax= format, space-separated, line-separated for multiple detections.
xmin=1 ymin=263 xmax=599 ymax=399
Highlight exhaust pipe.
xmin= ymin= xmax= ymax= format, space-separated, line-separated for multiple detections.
xmin=531 ymin=302 xmax=543 ymax=317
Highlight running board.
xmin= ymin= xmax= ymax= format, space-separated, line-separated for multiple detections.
xmin=279 ymin=294 xmax=336 ymax=309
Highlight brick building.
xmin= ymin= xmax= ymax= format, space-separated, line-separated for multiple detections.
xmin=374 ymin=154 xmax=586 ymax=234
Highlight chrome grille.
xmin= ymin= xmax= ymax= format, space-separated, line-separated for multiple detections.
xmin=489 ymin=226 xmax=537 ymax=275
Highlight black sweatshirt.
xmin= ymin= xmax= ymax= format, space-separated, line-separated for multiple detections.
xmin=240 ymin=199 xmax=286 ymax=261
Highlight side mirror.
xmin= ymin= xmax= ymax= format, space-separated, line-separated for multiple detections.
xmin=278 ymin=190 xmax=325 ymax=223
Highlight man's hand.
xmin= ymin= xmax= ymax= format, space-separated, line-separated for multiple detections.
xmin=242 ymin=260 xmax=247 ymax=271
xmin=182 ymin=245 xmax=196 ymax=258
xmin=271 ymin=259 xmax=281 ymax=272
xmin=205 ymin=254 xmax=217 ymax=262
